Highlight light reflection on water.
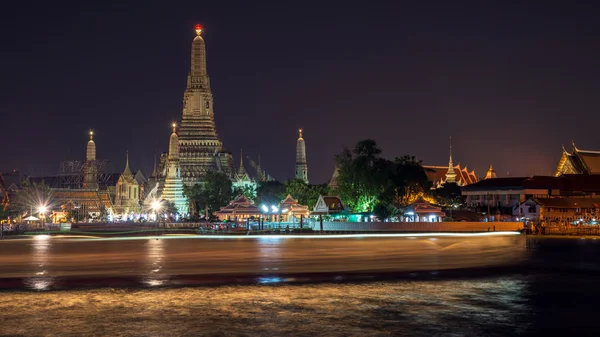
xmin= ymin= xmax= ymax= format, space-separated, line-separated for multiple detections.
xmin=0 ymin=277 xmax=534 ymax=336
xmin=143 ymin=238 xmax=167 ymax=287
xmin=26 ymin=235 xmax=54 ymax=290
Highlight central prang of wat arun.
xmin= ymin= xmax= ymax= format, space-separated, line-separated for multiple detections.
xmin=153 ymin=24 xmax=234 ymax=188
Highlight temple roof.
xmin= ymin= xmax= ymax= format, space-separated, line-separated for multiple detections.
xmin=555 ymin=143 xmax=600 ymax=176
xmin=424 ymin=164 xmax=478 ymax=186
xmin=281 ymin=194 xmax=299 ymax=206
xmin=484 ymin=164 xmax=497 ymax=180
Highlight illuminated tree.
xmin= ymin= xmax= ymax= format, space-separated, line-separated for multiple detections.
xmin=335 ymin=140 xmax=430 ymax=212
xmin=232 ymin=184 xmax=257 ymax=201
xmin=284 ymin=179 xmax=328 ymax=209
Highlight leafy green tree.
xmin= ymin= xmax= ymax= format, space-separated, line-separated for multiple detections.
xmin=256 ymin=180 xmax=286 ymax=206
xmin=184 ymin=183 xmax=204 ymax=216
xmin=334 ymin=139 xmax=431 ymax=212
xmin=284 ymin=179 xmax=326 ymax=209
xmin=334 ymin=140 xmax=387 ymax=212
xmin=232 ymin=184 xmax=257 ymax=201
xmin=373 ymin=201 xmax=399 ymax=221
xmin=203 ymin=171 xmax=234 ymax=214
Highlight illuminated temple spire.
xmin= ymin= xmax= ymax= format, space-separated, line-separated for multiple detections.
xmin=160 ymin=123 xmax=188 ymax=215
xmin=175 ymin=23 xmax=234 ymax=185
xmin=295 ymin=129 xmax=308 ymax=183
xmin=86 ymin=131 xmax=96 ymax=161
xmin=84 ymin=130 xmax=98 ymax=189
xmin=238 ymin=149 xmax=247 ymax=176
xmin=484 ymin=164 xmax=497 ymax=179
xmin=444 ymin=136 xmax=456 ymax=183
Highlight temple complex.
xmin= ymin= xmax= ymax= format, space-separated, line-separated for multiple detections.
xmin=424 ymin=137 xmax=478 ymax=188
xmin=166 ymin=24 xmax=234 ymax=186
xmin=51 ymin=131 xmax=114 ymax=221
xmin=555 ymin=142 xmax=600 ymax=176
xmin=158 ymin=124 xmax=188 ymax=215
xmin=295 ymin=129 xmax=308 ymax=183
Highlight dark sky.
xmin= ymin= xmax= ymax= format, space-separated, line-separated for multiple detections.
xmin=2 ymin=1 xmax=600 ymax=184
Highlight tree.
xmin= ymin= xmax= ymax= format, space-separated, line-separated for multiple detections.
xmin=10 ymin=179 xmax=54 ymax=216
xmin=203 ymin=171 xmax=234 ymax=215
xmin=164 ymin=201 xmax=178 ymax=215
xmin=334 ymin=139 xmax=431 ymax=212
xmin=184 ymin=183 xmax=204 ymax=216
xmin=389 ymin=155 xmax=430 ymax=206
xmin=256 ymin=181 xmax=286 ymax=206
xmin=334 ymin=140 xmax=387 ymax=212
xmin=433 ymin=182 xmax=464 ymax=207
xmin=232 ymin=184 xmax=257 ymax=201
xmin=373 ymin=201 xmax=399 ymax=221
xmin=284 ymin=179 xmax=327 ymax=209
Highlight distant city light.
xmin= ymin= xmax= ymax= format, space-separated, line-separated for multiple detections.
xmin=261 ymin=205 xmax=268 ymax=212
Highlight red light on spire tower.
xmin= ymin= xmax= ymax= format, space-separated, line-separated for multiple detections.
xmin=195 ymin=24 xmax=202 ymax=36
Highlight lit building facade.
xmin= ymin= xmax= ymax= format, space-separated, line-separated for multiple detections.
xmin=114 ymin=152 xmax=141 ymax=216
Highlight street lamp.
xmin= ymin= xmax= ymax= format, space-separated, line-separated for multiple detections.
xmin=38 ymin=205 xmax=47 ymax=229
xmin=151 ymin=200 xmax=162 ymax=225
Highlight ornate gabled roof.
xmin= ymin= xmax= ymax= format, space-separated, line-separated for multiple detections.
xmin=555 ymin=142 xmax=600 ymax=176
xmin=281 ymin=194 xmax=298 ymax=206
xmin=424 ymin=164 xmax=478 ymax=187
xmin=230 ymin=195 xmax=253 ymax=206
xmin=118 ymin=151 xmax=136 ymax=184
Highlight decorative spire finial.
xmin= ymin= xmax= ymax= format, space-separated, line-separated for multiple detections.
xmin=172 ymin=122 xmax=177 ymax=133
xmin=195 ymin=24 xmax=202 ymax=36
xmin=448 ymin=136 xmax=453 ymax=166
xmin=89 ymin=130 xmax=94 ymax=140
xmin=299 ymin=128 xmax=303 ymax=139
xmin=126 ymin=150 xmax=130 ymax=169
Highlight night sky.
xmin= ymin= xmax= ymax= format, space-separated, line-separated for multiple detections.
xmin=2 ymin=1 xmax=600 ymax=184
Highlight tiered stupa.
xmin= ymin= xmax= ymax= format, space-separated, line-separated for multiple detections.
xmin=295 ymin=129 xmax=308 ymax=183
xmin=160 ymin=123 xmax=188 ymax=215
xmin=176 ymin=24 xmax=233 ymax=185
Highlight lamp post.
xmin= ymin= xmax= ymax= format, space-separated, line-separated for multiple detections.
xmin=38 ymin=205 xmax=47 ymax=230
xmin=152 ymin=200 xmax=162 ymax=227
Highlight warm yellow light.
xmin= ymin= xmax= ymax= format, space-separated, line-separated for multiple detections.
xmin=152 ymin=200 xmax=161 ymax=212
xmin=38 ymin=205 xmax=47 ymax=214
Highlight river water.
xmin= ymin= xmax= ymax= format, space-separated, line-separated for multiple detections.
xmin=0 ymin=235 xmax=598 ymax=336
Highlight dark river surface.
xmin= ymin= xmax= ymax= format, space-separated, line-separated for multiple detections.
xmin=0 ymin=233 xmax=599 ymax=336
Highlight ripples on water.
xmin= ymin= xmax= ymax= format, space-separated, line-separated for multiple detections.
xmin=0 ymin=277 xmax=534 ymax=337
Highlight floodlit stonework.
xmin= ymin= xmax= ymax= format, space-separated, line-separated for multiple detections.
xmin=295 ymin=129 xmax=308 ymax=183
xmin=159 ymin=124 xmax=189 ymax=215
xmin=177 ymin=24 xmax=233 ymax=185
